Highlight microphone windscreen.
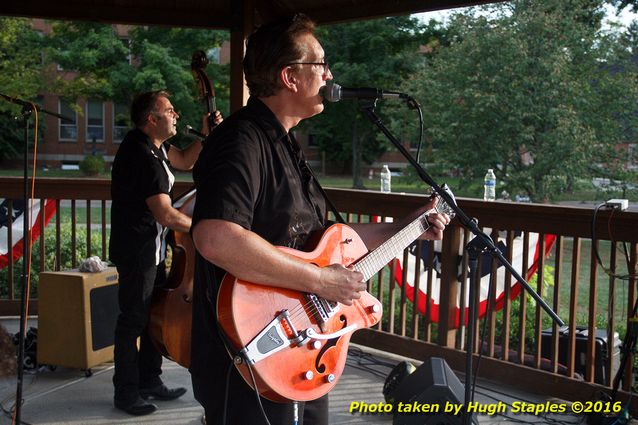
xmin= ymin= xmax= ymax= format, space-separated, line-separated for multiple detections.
xmin=181 ymin=125 xmax=193 ymax=136
xmin=320 ymin=81 xmax=341 ymax=102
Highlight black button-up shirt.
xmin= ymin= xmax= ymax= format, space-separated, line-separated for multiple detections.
xmin=109 ymin=128 xmax=174 ymax=267
xmin=190 ymin=97 xmax=328 ymax=379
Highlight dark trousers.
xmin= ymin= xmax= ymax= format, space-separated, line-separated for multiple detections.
xmin=192 ymin=363 xmax=329 ymax=425
xmin=113 ymin=260 xmax=166 ymax=403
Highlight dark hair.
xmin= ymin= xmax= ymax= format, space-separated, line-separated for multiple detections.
xmin=130 ymin=90 xmax=170 ymax=127
xmin=243 ymin=14 xmax=316 ymax=97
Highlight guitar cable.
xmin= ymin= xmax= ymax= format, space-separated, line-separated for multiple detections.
xmin=220 ymin=356 xmax=273 ymax=425
xmin=222 ymin=361 xmax=232 ymax=425
xmin=245 ymin=360 xmax=273 ymax=425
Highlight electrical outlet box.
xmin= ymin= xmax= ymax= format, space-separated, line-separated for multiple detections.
xmin=606 ymin=199 xmax=629 ymax=211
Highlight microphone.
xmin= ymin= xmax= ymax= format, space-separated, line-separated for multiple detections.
xmin=320 ymin=81 xmax=408 ymax=102
xmin=182 ymin=125 xmax=206 ymax=140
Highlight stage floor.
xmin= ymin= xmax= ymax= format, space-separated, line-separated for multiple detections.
xmin=0 ymin=317 xmax=614 ymax=424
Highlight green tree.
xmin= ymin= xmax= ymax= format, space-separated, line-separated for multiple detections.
xmin=309 ymin=17 xmax=426 ymax=188
xmin=0 ymin=18 xmax=45 ymax=161
xmin=44 ymin=22 xmax=229 ymax=147
xmin=404 ymin=0 xmax=638 ymax=202
xmin=610 ymin=0 xmax=638 ymax=13
xmin=127 ymin=26 xmax=229 ymax=144
xmin=46 ymin=22 xmax=131 ymax=101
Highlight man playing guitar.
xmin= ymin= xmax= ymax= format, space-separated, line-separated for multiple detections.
xmin=190 ymin=13 xmax=450 ymax=425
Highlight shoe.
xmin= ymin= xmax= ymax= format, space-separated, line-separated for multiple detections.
xmin=114 ymin=397 xmax=157 ymax=416
xmin=139 ymin=384 xmax=187 ymax=401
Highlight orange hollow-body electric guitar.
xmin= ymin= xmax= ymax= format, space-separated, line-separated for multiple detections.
xmin=217 ymin=209 xmax=437 ymax=402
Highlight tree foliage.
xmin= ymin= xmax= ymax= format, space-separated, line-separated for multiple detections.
xmin=44 ymin=22 xmax=229 ymax=147
xmin=0 ymin=17 xmax=44 ymax=161
xmin=610 ymin=0 xmax=638 ymax=13
xmin=309 ymin=16 xmax=426 ymax=188
xmin=404 ymin=0 xmax=638 ymax=202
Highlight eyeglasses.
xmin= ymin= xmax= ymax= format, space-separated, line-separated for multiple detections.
xmin=286 ymin=62 xmax=330 ymax=74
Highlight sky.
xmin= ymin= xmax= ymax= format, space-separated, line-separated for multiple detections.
xmin=414 ymin=3 xmax=637 ymax=29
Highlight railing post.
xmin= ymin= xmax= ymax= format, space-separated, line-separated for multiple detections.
xmin=438 ymin=224 xmax=462 ymax=347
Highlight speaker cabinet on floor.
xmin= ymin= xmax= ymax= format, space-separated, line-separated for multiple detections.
xmin=390 ymin=357 xmax=478 ymax=425
xmin=38 ymin=268 xmax=119 ymax=369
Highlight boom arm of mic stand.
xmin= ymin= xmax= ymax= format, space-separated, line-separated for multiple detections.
xmin=358 ymin=99 xmax=564 ymax=327
xmin=0 ymin=92 xmax=72 ymax=121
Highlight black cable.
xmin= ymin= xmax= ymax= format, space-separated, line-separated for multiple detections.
xmin=0 ymin=365 xmax=39 ymax=425
xmin=591 ymin=203 xmax=637 ymax=280
xmin=408 ymin=97 xmax=425 ymax=165
xmin=0 ymin=396 xmax=34 ymax=425
xmin=470 ymin=250 xmax=496 ymax=406
xmin=222 ymin=360 xmax=233 ymax=425
xmin=346 ymin=347 xmax=396 ymax=379
xmin=347 ymin=346 xmax=397 ymax=369
xmin=245 ymin=359 xmax=273 ymax=425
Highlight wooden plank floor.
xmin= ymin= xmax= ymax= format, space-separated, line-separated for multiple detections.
xmin=0 ymin=318 xmax=628 ymax=424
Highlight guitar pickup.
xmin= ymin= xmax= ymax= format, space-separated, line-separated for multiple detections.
xmin=305 ymin=293 xmax=339 ymax=332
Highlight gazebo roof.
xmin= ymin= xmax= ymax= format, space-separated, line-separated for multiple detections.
xmin=0 ymin=0 xmax=497 ymax=28
xmin=0 ymin=0 xmax=501 ymax=110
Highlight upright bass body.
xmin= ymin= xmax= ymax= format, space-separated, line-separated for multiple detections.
xmin=148 ymin=189 xmax=196 ymax=368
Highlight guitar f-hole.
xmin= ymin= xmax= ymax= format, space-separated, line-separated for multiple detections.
xmin=314 ymin=315 xmax=347 ymax=373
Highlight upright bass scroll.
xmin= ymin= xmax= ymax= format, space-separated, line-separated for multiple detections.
xmin=191 ymin=50 xmax=218 ymax=133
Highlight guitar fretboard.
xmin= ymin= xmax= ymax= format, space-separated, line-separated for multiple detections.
xmin=353 ymin=210 xmax=433 ymax=281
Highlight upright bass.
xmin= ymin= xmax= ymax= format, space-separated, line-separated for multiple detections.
xmin=148 ymin=51 xmax=217 ymax=368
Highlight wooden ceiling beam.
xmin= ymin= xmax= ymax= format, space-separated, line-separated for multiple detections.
xmin=299 ymin=0 xmax=502 ymax=25
xmin=0 ymin=1 xmax=231 ymax=29
xmin=0 ymin=0 xmax=503 ymax=28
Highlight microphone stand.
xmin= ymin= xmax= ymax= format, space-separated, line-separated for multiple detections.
xmin=0 ymin=93 xmax=69 ymax=425
xmin=357 ymin=98 xmax=564 ymax=425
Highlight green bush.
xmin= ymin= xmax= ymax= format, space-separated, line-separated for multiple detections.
xmin=0 ymin=219 xmax=105 ymax=299
xmin=79 ymin=155 xmax=105 ymax=176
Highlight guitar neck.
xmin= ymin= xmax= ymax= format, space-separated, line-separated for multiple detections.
xmin=353 ymin=210 xmax=433 ymax=281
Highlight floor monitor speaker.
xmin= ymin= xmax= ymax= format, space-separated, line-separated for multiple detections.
xmin=390 ymin=357 xmax=478 ymax=425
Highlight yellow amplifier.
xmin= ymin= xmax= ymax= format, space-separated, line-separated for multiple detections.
xmin=38 ymin=267 xmax=119 ymax=370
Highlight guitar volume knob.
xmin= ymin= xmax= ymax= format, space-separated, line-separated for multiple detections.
xmin=304 ymin=371 xmax=314 ymax=380
xmin=368 ymin=304 xmax=381 ymax=314
xmin=312 ymin=340 xmax=322 ymax=350
xmin=325 ymin=374 xmax=335 ymax=383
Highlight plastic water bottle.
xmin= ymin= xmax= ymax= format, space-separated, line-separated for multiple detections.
xmin=483 ymin=168 xmax=496 ymax=201
xmin=380 ymin=165 xmax=391 ymax=193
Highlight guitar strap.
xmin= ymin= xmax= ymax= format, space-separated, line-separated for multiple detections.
xmin=286 ymin=134 xmax=346 ymax=225
xmin=303 ymin=160 xmax=346 ymax=225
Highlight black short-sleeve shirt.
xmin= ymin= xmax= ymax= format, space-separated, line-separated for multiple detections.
xmin=190 ymin=97 xmax=328 ymax=380
xmin=109 ymin=128 xmax=174 ymax=267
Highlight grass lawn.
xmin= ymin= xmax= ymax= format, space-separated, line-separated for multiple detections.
xmin=2 ymin=168 xmax=635 ymax=202
xmin=549 ymin=238 xmax=634 ymax=326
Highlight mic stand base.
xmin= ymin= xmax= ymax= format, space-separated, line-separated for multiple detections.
xmin=463 ymin=236 xmax=488 ymax=425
